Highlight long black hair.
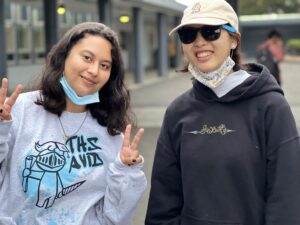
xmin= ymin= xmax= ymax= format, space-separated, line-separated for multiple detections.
xmin=35 ymin=22 xmax=134 ymax=135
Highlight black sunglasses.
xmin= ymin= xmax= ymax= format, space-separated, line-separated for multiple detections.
xmin=177 ymin=25 xmax=236 ymax=44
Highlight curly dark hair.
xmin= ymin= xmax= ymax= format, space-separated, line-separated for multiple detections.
xmin=35 ymin=22 xmax=135 ymax=135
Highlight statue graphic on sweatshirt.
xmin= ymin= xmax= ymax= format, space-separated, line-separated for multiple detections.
xmin=22 ymin=141 xmax=85 ymax=208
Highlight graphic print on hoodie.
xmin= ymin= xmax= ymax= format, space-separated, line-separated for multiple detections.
xmin=21 ymin=135 xmax=103 ymax=209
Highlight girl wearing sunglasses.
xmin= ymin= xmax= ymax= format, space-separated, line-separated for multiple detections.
xmin=146 ymin=0 xmax=300 ymax=224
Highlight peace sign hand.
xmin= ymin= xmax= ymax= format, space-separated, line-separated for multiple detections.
xmin=0 ymin=78 xmax=22 ymax=121
xmin=120 ymin=124 xmax=144 ymax=166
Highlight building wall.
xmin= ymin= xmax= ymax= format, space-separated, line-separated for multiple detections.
xmin=4 ymin=1 xmax=300 ymax=70
xmin=4 ymin=1 xmax=181 ymax=71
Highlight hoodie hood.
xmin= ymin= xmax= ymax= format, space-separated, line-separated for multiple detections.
xmin=192 ymin=63 xmax=283 ymax=103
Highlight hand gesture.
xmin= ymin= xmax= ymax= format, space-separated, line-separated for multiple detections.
xmin=0 ymin=78 xmax=22 ymax=121
xmin=120 ymin=124 xmax=144 ymax=166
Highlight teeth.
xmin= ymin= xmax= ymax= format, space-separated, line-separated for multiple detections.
xmin=196 ymin=52 xmax=211 ymax=58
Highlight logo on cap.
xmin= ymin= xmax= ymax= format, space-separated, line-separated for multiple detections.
xmin=191 ymin=3 xmax=201 ymax=14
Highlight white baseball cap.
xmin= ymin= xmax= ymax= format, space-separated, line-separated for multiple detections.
xmin=169 ymin=0 xmax=239 ymax=35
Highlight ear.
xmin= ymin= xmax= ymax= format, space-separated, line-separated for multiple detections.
xmin=231 ymin=32 xmax=241 ymax=49
xmin=231 ymin=38 xmax=238 ymax=49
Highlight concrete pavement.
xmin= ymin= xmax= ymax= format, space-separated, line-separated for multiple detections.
xmin=130 ymin=73 xmax=192 ymax=225
xmin=281 ymin=61 xmax=300 ymax=128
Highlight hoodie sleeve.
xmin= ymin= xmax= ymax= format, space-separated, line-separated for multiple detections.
xmin=0 ymin=217 xmax=17 ymax=225
xmin=0 ymin=121 xmax=18 ymax=225
xmin=145 ymin=111 xmax=183 ymax=225
xmin=264 ymin=96 xmax=300 ymax=225
xmin=0 ymin=120 xmax=15 ymax=187
xmin=95 ymin=153 xmax=147 ymax=225
xmin=0 ymin=95 xmax=23 ymax=183
xmin=0 ymin=121 xmax=12 ymax=165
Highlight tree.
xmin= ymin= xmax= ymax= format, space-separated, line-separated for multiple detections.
xmin=239 ymin=0 xmax=300 ymax=15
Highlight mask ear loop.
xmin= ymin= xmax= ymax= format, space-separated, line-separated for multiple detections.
xmin=230 ymin=49 xmax=234 ymax=59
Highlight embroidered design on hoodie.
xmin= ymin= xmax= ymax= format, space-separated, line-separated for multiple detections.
xmin=186 ymin=124 xmax=235 ymax=135
xmin=21 ymin=136 xmax=103 ymax=209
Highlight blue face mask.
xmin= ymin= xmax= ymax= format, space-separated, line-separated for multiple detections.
xmin=59 ymin=76 xmax=100 ymax=105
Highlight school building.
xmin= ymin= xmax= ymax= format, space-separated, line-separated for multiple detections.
xmin=0 ymin=0 xmax=300 ymax=85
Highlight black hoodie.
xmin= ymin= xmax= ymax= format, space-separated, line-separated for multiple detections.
xmin=145 ymin=64 xmax=300 ymax=225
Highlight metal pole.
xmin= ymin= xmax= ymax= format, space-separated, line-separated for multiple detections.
xmin=0 ymin=0 xmax=7 ymax=79
xmin=97 ymin=0 xmax=112 ymax=26
xmin=133 ymin=7 xmax=144 ymax=84
xmin=174 ymin=16 xmax=181 ymax=69
xmin=157 ymin=13 xmax=168 ymax=76
xmin=43 ymin=0 xmax=58 ymax=55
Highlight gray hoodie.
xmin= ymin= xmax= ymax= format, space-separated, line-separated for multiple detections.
xmin=0 ymin=91 xmax=146 ymax=225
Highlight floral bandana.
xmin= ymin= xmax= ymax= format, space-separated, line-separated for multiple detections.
xmin=188 ymin=56 xmax=235 ymax=88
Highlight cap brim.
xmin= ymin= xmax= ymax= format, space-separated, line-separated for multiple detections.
xmin=169 ymin=18 xmax=229 ymax=36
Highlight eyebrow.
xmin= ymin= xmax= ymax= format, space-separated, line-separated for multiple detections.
xmin=82 ymin=50 xmax=112 ymax=64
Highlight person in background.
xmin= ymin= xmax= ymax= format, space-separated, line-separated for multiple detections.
xmin=145 ymin=0 xmax=300 ymax=224
xmin=257 ymin=29 xmax=285 ymax=85
xmin=0 ymin=22 xmax=146 ymax=225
